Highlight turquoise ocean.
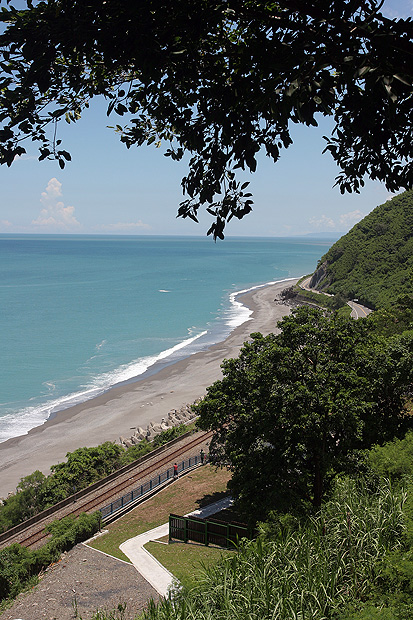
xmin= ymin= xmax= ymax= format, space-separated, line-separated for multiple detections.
xmin=0 ymin=234 xmax=337 ymax=443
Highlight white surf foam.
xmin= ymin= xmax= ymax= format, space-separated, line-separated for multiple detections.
xmin=224 ymin=277 xmax=297 ymax=328
xmin=0 ymin=277 xmax=299 ymax=443
xmin=0 ymin=329 xmax=208 ymax=443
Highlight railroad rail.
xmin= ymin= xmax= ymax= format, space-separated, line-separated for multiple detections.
xmin=0 ymin=430 xmax=212 ymax=551
xmin=100 ymin=451 xmax=208 ymax=523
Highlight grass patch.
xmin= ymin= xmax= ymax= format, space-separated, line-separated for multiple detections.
xmin=293 ymin=284 xmax=331 ymax=307
xmin=145 ymin=540 xmax=234 ymax=589
xmin=88 ymin=464 xmax=232 ymax=562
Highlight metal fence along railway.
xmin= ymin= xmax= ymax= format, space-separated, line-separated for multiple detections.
xmin=0 ymin=431 xmax=212 ymax=550
xmin=99 ymin=453 xmax=206 ymax=521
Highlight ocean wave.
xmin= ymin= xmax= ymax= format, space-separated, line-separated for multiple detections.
xmin=0 ymin=329 xmax=208 ymax=443
xmin=43 ymin=381 xmax=56 ymax=393
xmin=0 ymin=277 xmax=297 ymax=444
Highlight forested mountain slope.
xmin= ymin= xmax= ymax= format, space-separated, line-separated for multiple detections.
xmin=310 ymin=190 xmax=413 ymax=309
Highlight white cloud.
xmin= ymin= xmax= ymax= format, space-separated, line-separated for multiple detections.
xmin=308 ymin=209 xmax=366 ymax=233
xmin=309 ymin=215 xmax=336 ymax=230
xmin=339 ymin=210 xmax=364 ymax=227
xmin=0 ymin=219 xmax=13 ymax=230
xmin=13 ymin=154 xmax=38 ymax=162
xmin=32 ymin=178 xmax=81 ymax=231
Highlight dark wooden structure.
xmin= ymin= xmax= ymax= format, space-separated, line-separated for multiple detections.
xmin=169 ymin=513 xmax=250 ymax=548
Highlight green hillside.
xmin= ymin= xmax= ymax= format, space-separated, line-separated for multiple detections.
xmin=310 ymin=190 xmax=413 ymax=309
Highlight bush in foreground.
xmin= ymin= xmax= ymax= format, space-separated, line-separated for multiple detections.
xmin=0 ymin=511 xmax=101 ymax=605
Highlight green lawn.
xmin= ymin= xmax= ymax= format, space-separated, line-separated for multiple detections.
xmin=88 ymin=464 xmax=232 ymax=562
xmin=145 ymin=540 xmax=234 ymax=589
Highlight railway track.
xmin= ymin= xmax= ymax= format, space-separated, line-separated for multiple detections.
xmin=0 ymin=430 xmax=213 ymax=551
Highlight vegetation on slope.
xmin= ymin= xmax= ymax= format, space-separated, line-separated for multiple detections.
xmin=310 ymin=190 xmax=413 ymax=309
xmin=137 ymin=307 xmax=413 ymax=620
xmin=0 ymin=512 xmax=101 ymax=606
xmin=141 ymin=475 xmax=412 ymax=620
xmin=0 ymin=424 xmax=188 ymax=534
xmin=3 ymin=303 xmax=413 ymax=618
xmin=80 ymin=307 xmax=412 ymax=620
xmin=82 ymin=433 xmax=413 ymax=620
xmin=196 ymin=306 xmax=413 ymax=519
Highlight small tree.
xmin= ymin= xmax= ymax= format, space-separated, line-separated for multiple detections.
xmin=196 ymin=307 xmax=412 ymax=519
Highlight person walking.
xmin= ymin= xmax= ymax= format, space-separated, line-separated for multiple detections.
xmin=173 ymin=463 xmax=178 ymax=480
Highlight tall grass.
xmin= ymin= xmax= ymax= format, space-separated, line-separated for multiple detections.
xmin=140 ymin=477 xmax=406 ymax=620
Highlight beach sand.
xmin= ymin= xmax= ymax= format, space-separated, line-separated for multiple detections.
xmin=0 ymin=279 xmax=298 ymax=497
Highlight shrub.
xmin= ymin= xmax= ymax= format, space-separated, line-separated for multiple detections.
xmin=0 ymin=511 xmax=101 ymax=605
xmin=141 ymin=477 xmax=406 ymax=620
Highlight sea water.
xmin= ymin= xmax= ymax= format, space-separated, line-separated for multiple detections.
xmin=0 ymin=234 xmax=337 ymax=442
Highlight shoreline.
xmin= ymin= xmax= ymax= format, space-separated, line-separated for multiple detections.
xmin=0 ymin=278 xmax=298 ymax=497
xmin=0 ymin=277 xmax=284 ymax=440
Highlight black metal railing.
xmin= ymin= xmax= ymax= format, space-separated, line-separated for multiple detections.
xmin=100 ymin=453 xmax=206 ymax=520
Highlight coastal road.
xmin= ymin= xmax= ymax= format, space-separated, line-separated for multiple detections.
xmin=298 ymin=277 xmax=372 ymax=318
xmin=300 ymin=276 xmax=313 ymax=292
xmin=347 ymin=300 xmax=372 ymax=319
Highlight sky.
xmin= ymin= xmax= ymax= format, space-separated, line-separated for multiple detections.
xmin=0 ymin=0 xmax=411 ymax=238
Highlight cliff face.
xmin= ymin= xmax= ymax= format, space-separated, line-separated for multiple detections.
xmin=309 ymin=190 xmax=413 ymax=309
xmin=309 ymin=261 xmax=330 ymax=290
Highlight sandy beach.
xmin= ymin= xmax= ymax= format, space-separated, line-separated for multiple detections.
xmin=0 ymin=279 xmax=298 ymax=498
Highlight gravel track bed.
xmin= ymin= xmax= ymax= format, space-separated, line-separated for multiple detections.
xmin=2 ymin=431 xmax=210 ymax=550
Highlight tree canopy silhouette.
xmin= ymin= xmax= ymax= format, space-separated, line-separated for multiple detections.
xmin=196 ymin=307 xmax=413 ymax=518
xmin=0 ymin=0 xmax=412 ymax=237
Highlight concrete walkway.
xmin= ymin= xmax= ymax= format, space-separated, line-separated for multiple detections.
xmin=120 ymin=496 xmax=233 ymax=597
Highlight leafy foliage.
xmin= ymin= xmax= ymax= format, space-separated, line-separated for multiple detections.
xmin=311 ymin=190 xmax=413 ymax=311
xmin=0 ymin=511 xmax=101 ymax=604
xmin=152 ymin=423 xmax=188 ymax=447
xmin=0 ymin=425 xmax=189 ymax=533
xmin=0 ymin=1 xmax=412 ymax=237
xmin=118 ymin=424 xmax=188 ymax=465
xmin=368 ymin=430 xmax=413 ymax=485
xmin=196 ymin=306 xmax=413 ymax=518
xmin=116 ymin=440 xmax=153 ymax=466
xmin=141 ymin=477 xmax=408 ymax=620
xmin=47 ymin=442 xmax=125 ymax=499
xmin=83 ymin=605 xmax=128 ymax=620
xmin=0 ymin=441 xmax=123 ymax=534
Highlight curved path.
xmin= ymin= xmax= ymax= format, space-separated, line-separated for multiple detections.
xmin=299 ymin=277 xmax=372 ymax=319
xmin=347 ymin=299 xmax=372 ymax=319
xmin=120 ymin=496 xmax=234 ymax=597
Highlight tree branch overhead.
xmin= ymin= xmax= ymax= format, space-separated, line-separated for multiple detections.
xmin=0 ymin=0 xmax=412 ymax=237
